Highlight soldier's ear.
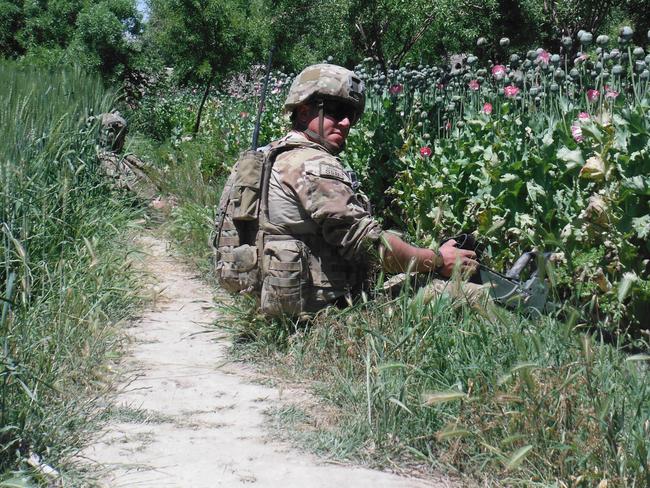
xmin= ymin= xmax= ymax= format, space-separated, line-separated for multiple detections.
xmin=294 ymin=104 xmax=316 ymax=129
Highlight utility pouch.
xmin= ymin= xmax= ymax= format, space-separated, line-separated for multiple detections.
xmin=230 ymin=150 xmax=264 ymax=221
xmin=217 ymin=243 xmax=259 ymax=293
xmin=260 ymin=239 xmax=309 ymax=317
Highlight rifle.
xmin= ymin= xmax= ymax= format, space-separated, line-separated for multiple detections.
xmin=446 ymin=234 xmax=554 ymax=315
xmin=252 ymin=46 xmax=275 ymax=150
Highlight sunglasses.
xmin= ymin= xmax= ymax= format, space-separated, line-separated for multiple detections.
xmin=322 ymin=101 xmax=357 ymax=123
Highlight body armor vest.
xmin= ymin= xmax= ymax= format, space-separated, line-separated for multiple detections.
xmin=213 ymin=136 xmax=364 ymax=317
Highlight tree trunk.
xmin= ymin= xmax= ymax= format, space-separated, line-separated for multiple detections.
xmin=193 ymin=69 xmax=216 ymax=135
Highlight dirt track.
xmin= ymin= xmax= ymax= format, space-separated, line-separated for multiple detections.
xmin=83 ymin=233 xmax=456 ymax=487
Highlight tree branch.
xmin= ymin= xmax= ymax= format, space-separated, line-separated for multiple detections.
xmin=390 ymin=11 xmax=437 ymax=68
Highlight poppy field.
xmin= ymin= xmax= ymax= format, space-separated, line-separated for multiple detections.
xmin=136 ymin=27 xmax=650 ymax=335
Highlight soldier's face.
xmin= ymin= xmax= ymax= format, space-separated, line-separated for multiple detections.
xmin=298 ymin=102 xmax=352 ymax=152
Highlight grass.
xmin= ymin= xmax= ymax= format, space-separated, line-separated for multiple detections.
xmin=1 ymin=61 xmax=144 ymax=484
xmin=226 ymin=290 xmax=650 ymax=486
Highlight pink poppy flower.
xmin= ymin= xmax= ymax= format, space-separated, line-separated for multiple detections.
xmin=389 ymin=84 xmax=403 ymax=95
xmin=468 ymin=79 xmax=480 ymax=91
xmin=571 ymin=124 xmax=583 ymax=142
xmin=420 ymin=146 xmax=432 ymax=157
xmin=483 ymin=102 xmax=493 ymax=115
xmin=578 ymin=112 xmax=590 ymax=121
xmin=604 ymin=86 xmax=619 ymax=99
xmin=504 ymin=85 xmax=520 ymax=98
xmin=240 ymin=111 xmax=249 ymax=118
xmin=586 ymin=89 xmax=600 ymax=102
xmin=436 ymin=83 xmax=445 ymax=91
xmin=537 ymin=50 xmax=551 ymax=64
xmin=271 ymin=86 xmax=281 ymax=95
xmin=492 ymin=64 xmax=506 ymax=80
xmin=445 ymin=121 xmax=452 ymax=130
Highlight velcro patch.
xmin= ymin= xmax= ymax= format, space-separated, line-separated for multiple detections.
xmin=319 ymin=162 xmax=349 ymax=183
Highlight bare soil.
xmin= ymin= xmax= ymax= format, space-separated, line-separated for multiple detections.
xmin=82 ymin=233 xmax=458 ymax=487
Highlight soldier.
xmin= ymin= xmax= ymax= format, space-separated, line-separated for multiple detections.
xmin=97 ymin=111 xmax=162 ymax=202
xmin=256 ymin=63 xmax=480 ymax=318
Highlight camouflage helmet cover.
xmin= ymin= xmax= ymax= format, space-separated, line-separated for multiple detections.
xmin=284 ymin=64 xmax=365 ymax=124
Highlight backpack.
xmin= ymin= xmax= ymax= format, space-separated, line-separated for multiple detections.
xmin=213 ymin=143 xmax=299 ymax=293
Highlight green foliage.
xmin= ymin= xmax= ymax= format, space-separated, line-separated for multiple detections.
xmin=148 ymin=0 xmax=270 ymax=83
xmin=0 ymin=61 xmax=141 ymax=476
xmin=71 ymin=0 xmax=141 ymax=78
xmin=0 ymin=0 xmax=141 ymax=79
xmin=267 ymin=0 xmax=355 ymax=69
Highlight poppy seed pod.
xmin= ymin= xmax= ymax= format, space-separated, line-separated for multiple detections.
xmin=500 ymin=37 xmax=510 ymax=47
xmin=612 ymin=64 xmax=624 ymax=76
xmin=562 ymin=36 xmax=572 ymax=48
xmin=580 ymin=32 xmax=593 ymax=45
xmin=596 ymin=35 xmax=609 ymax=45
xmin=640 ymin=70 xmax=649 ymax=79
xmin=633 ymin=47 xmax=645 ymax=58
xmin=551 ymin=54 xmax=561 ymax=65
xmin=620 ymin=26 xmax=634 ymax=41
xmin=477 ymin=37 xmax=488 ymax=47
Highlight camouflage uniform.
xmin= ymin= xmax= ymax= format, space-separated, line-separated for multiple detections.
xmin=97 ymin=111 xmax=160 ymax=201
xmin=258 ymin=131 xmax=382 ymax=317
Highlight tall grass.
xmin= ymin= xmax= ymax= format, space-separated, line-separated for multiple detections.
xmin=227 ymin=291 xmax=649 ymax=486
xmin=1 ymin=61 xmax=141 ymax=481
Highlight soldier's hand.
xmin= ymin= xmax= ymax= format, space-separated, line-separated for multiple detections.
xmin=438 ymin=239 xmax=479 ymax=278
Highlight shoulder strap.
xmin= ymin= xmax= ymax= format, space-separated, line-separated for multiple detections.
xmin=258 ymin=142 xmax=310 ymax=225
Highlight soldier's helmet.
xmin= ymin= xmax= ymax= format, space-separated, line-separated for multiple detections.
xmin=99 ymin=111 xmax=128 ymax=153
xmin=284 ymin=64 xmax=365 ymax=124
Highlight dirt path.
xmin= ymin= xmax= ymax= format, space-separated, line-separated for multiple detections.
xmin=83 ymin=233 xmax=455 ymax=487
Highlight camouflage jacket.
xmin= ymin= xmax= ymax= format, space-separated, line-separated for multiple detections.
xmin=258 ymin=132 xmax=383 ymax=317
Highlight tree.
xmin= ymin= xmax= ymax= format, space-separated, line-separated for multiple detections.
xmin=71 ymin=0 xmax=141 ymax=78
xmin=263 ymin=0 xmax=355 ymax=71
xmin=0 ymin=1 xmax=23 ymax=56
xmin=348 ymin=0 xmax=500 ymax=71
xmin=517 ymin=0 xmax=627 ymax=47
xmin=0 ymin=0 xmax=141 ymax=79
xmin=148 ymin=0 xmax=271 ymax=133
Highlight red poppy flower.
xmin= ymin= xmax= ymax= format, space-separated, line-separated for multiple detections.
xmin=491 ymin=64 xmax=506 ymax=80
xmin=586 ymin=89 xmax=600 ymax=102
xmin=420 ymin=146 xmax=432 ymax=157
xmin=504 ymin=85 xmax=520 ymax=98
